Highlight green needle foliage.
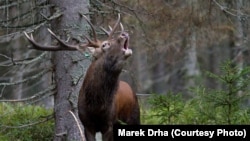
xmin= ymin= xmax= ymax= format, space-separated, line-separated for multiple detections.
xmin=144 ymin=61 xmax=250 ymax=124
xmin=196 ymin=61 xmax=250 ymax=124
xmin=0 ymin=103 xmax=54 ymax=141
xmin=147 ymin=91 xmax=184 ymax=124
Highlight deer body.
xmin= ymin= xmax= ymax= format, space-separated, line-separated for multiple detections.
xmin=78 ymin=31 xmax=140 ymax=140
xmin=78 ymin=56 xmax=119 ymax=140
xmin=115 ymin=81 xmax=140 ymax=125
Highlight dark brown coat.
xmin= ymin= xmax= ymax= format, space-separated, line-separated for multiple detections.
xmin=78 ymin=32 xmax=140 ymax=141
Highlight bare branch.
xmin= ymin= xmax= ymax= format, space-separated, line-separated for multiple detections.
xmin=26 ymin=90 xmax=56 ymax=105
xmin=69 ymin=111 xmax=85 ymax=141
xmin=0 ymin=68 xmax=51 ymax=86
xmin=0 ymin=85 xmax=6 ymax=98
xmin=0 ymin=115 xmax=54 ymax=129
xmin=0 ymin=0 xmax=30 ymax=10
xmin=39 ymin=7 xmax=63 ymax=21
xmin=0 ymin=85 xmax=56 ymax=102
xmin=0 ymin=53 xmax=12 ymax=60
xmin=213 ymin=0 xmax=238 ymax=17
xmin=0 ymin=52 xmax=48 ymax=67
xmin=0 ymin=21 xmax=46 ymax=43
xmin=14 ymin=52 xmax=48 ymax=65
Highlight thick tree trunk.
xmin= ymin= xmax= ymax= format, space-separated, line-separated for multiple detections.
xmin=49 ymin=0 xmax=89 ymax=140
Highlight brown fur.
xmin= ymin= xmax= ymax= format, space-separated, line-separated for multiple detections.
xmin=78 ymin=32 xmax=140 ymax=141
xmin=115 ymin=81 xmax=140 ymax=125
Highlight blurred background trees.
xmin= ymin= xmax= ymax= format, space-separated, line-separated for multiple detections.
xmin=111 ymin=0 xmax=250 ymax=96
xmin=1 ymin=0 xmax=249 ymax=106
xmin=0 ymin=0 xmax=250 ymax=140
xmin=0 ymin=0 xmax=53 ymax=106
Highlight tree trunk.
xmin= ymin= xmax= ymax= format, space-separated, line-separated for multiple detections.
xmin=234 ymin=0 xmax=244 ymax=69
xmin=183 ymin=0 xmax=200 ymax=97
xmin=232 ymin=0 xmax=244 ymax=97
xmin=184 ymin=28 xmax=200 ymax=82
xmin=49 ymin=0 xmax=89 ymax=140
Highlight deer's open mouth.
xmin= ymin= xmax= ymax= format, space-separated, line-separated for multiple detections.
xmin=121 ymin=32 xmax=129 ymax=50
xmin=124 ymin=38 xmax=128 ymax=50
xmin=121 ymin=33 xmax=132 ymax=57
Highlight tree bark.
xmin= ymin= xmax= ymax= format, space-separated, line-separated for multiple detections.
xmin=233 ymin=0 xmax=244 ymax=69
xmin=49 ymin=0 xmax=89 ymax=140
xmin=183 ymin=0 xmax=200 ymax=96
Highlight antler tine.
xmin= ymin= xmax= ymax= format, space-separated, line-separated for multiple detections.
xmin=120 ymin=23 xmax=124 ymax=32
xmin=80 ymin=34 xmax=100 ymax=48
xmin=107 ymin=13 xmax=121 ymax=40
xmin=100 ymin=27 xmax=110 ymax=36
xmin=47 ymin=28 xmax=80 ymax=50
xmin=24 ymin=30 xmax=81 ymax=51
xmin=24 ymin=14 xmax=122 ymax=52
xmin=23 ymin=32 xmax=32 ymax=41
xmin=108 ymin=26 xmax=113 ymax=31
xmin=24 ymin=31 xmax=63 ymax=51
xmin=80 ymin=13 xmax=98 ymax=42
xmin=100 ymin=25 xmax=114 ymax=36
xmin=100 ymin=14 xmax=121 ymax=40
xmin=78 ymin=13 xmax=102 ymax=48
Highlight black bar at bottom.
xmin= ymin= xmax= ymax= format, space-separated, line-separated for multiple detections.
xmin=113 ymin=125 xmax=250 ymax=141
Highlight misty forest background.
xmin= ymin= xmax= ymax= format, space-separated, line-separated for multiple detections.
xmin=0 ymin=0 xmax=250 ymax=140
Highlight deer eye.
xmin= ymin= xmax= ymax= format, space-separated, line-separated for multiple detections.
xmin=121 ymin=33 xmax=126 ymax=37
xmin=102 ymin=41 xmax=111 ymax=51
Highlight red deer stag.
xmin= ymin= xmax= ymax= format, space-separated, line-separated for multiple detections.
xmin=78 ymin=14 xmax=140 ymax=141
xmin=24 ymin=14 xmax=140 ymax=141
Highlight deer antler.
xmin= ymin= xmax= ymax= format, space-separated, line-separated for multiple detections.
xmin=24 ymin=30 xmax=79 ymax=51
xmin=79 ymin=13 xmax=102 ymax=48
xmin=24 ymin=14 xmax=103 ymax=51
xmin=100 ymin=14 xmax=121 ymax=40
xmin=24 ymin=13 xmax=122 ymax=52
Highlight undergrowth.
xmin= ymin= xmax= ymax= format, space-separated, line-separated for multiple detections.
xmin=142 ymin=61 xmax=250 ymax=124
xmin=0 ymin=103 xmax=54 ymax=141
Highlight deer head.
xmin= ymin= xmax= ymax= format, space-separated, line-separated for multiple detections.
xmin=90 ymin=19 xmax=132 ymax=62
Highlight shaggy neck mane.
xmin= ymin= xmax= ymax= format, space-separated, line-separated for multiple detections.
xmin=83 ymin=53 xmax=122 ymax=110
